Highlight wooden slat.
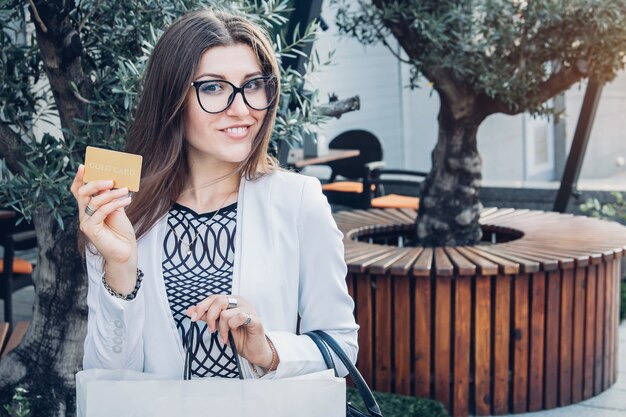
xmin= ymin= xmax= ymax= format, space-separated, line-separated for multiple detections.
xmin=465 ymin=246 xmax=520 ymax=275
xmin=394 ymin=274 xmax=411 ymax=395
xmin=544 ymin=271 xmax=561 ymax=409
xmin=375 ymin=273 xmax=392 ymax=392
xmin=559 ymin=269 xmax=574 ymax=406
xmin=602 ymin=260 xmax=613 ymax=391
xmin=493 ymin=274 xmax=511 ymax=415
xmin=388 ymin=208 xmax=416 ymax=223
xmin=389 ymin=248 xmax=423 ymax=276
xmin=511 ymin=242 xmax=588 ymax=267
xmin=613 ymin=258 xmax=626 ymax=383
xmin=369 ymin=208 xmax=414 ymax=225
xmin=512 ymin=274 xmax=530 ymax=413
xmin=345 ymin=245 xmax=390 ymax=264
xmin=479 ymin=246 xmax=540 ymax=273
xmin=414 ymin=275 xmax=432 ymax=398
xmin=583 ymin=265 xmax=597 ymax=400
xmin=434 ymin=248 xmax=454 ymax=276
xmin=434 ymin=275 xmax=452 ymax=411
xmin=490 ymin=246 xmax=560 ymax=271
xmin=348 ymin=247 xmax=399 ymax=273
xmin=398 ymin=208 xmax=418 ymax=220
xmin=369 ymin=248 xmax=413 ymax=275
xmin=474 ymin=275 xmax=492 ymax=416
xmin=479 ymin=206 xmax=500 ymax=218
xmin=512 ymin=241 xmax=598 ymax=266
xmin=413 ymin=248 xmax=434 ymax=277
xmin=594 ymin=263 xmax=605 ymax=395
xmin=612 ymin=260 xmax=620 ymax=384
xmin=571 ymin=267 xmax=586 ymax=403
xmin=445 ymin=247 xmax=476 ymax=276
xmin=453 ymin=275 xmax=471 ymax=416
xmin=356 ymin=273 xmax=373 ymax=385
xmin=455 ymin=246 xmax=499 ymax=276
xmin=2 ymin=322 xmax=29 ymax=357
xmin=479 ymin=208 xmax=517 ymax=222
xmin=528 ymin=272 xmax=547 ymax=412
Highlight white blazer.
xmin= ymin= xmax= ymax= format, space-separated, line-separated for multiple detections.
xmin=83 ymin=170 xmax=359 ymax=379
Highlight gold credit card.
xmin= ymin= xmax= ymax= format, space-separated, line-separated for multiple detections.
xmin=83 ymin=146 xmax=143 ymax=192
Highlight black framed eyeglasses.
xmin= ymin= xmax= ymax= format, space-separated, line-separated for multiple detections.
xmin=190 ymin=76 xmax=278 ymax=114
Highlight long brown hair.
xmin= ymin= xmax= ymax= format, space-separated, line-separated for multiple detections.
xmin=124 ymin=9 xmax=281 ymax=239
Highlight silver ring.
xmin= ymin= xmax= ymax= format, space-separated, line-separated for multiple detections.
xmin=227 ymin=297 xmax=238 ymax=309
xmin=84 ymin=205 xmax=96 ymax=216
xmin=243 ymin=313 xmax=252 ymax=326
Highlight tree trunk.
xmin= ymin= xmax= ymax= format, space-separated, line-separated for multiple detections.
xmin=0 ymin=211 xmax=86 ymax=417
xmin=414 ymin=98 xmax=484 ymax=247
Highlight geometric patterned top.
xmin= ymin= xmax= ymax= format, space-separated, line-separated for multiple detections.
xmin=162 ymin=202 xmax=239 ymax=378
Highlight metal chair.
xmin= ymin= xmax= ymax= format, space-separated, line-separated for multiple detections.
xmin=320 ymin=130 xmax=385 ymax=209
xmin=0 ymin=211 xmax=36 ymax=326
xmin=368 ymin=169 xmax=428 ymax=210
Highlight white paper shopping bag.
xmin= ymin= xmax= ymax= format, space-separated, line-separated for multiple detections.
xmin=76 ymin=368 xmax=345 ymax=417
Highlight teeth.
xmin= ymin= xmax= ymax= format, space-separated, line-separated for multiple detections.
xmin=225 ymin=127 xmax=247 ymax=134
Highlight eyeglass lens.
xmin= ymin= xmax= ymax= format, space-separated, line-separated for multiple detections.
xmin=196 ymin=77 xmax=276 ymax=113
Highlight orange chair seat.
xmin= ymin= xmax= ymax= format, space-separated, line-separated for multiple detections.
xmin=0 ymin=258 xmax=33 ymax=274
xmin=321 ymin=182 xmax=376 ymax=193
xmin=371 ymin=194 xmax=420 ymax=209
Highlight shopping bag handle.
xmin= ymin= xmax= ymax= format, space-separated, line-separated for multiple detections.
xmin=184 ymin=323 xmax=244 ymax=380
xmin=306 ymin=330 xmax=383 ymax=417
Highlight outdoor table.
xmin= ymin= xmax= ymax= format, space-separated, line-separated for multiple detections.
xmin=290 ymin=149 xmax=359 ymax=169
xmin=0 ymin=210 xmax=15 ymax=220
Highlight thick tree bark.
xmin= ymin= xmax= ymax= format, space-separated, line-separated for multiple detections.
xmin=0 ymin=4 xmax=93 ymax=415
xmin=0 ymin=211 xmax=86 ymax=417
xmin=0 ymin=124 xmax=23 ymax=174
xmin=414 ymin=95 xmax=484 ymax=246
xmin=30 ymin=1 xmax=93 ymax=135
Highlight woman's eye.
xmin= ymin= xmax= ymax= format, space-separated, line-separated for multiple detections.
xmin=244 ymin=79 xmax=263 ymax=91
xmin=199 ymin=82 xmax=224 ymax=94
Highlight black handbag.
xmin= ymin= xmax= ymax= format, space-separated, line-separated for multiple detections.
xmin=306 ymin=330 xmax=383 ymax=417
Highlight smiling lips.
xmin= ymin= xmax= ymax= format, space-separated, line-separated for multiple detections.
xmin=221 ymin=125 xmax=250 ymax=139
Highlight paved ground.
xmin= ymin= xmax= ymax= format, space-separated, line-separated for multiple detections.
xmin=1 ymin=282 xmax=624 ymax=416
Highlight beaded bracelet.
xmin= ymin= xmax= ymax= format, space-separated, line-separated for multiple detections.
xmin=251 ymin=335 xmax=278 ymax=377
xmin=102 ymin=268 xmax=144 ymax=301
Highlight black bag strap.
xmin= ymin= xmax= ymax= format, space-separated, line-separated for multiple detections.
xmin=184 ymin=323 xmax=244 ymax=380
xmin=306 ymin=331 xmax=382 ymax=417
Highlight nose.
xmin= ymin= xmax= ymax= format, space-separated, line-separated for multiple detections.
xmin=226 ymin=91 xmax=250 ymax=116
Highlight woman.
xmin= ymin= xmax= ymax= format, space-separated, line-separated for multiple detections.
xmin=70 ymin=9 xmax=358 ymax=379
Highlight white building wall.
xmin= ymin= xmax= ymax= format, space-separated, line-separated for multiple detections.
xmin=310 ymin=5 xmax=406 ymax=173
xmin=566 ymin=75 xmax=626 ymax=180
xmin=477 ymin=114 xmax=525 ymax=181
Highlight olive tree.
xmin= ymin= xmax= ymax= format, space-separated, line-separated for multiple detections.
xmin=334 ymin=0 xmax=626 ymax=246
xmin=0 ymin=1 xmax=328 ymax=415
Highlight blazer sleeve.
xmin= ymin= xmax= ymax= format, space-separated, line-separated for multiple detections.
xmin=82 ymin=247 xmax=145 ymax=371
xmin=266 ymin=176 xmax=359 ymax=378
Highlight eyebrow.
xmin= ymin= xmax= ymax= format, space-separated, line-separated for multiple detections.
xmin=195 ymin=71 xmax=264 ymax=80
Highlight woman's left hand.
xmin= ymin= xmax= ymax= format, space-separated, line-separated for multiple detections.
xmin=186 ymin=295 xmax=275 ymax=371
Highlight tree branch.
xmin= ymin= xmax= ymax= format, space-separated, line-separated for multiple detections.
xmin=30 ymin=0 xmax=93 ymax=137
xmin=317 ymin=95 xmax=360 ymax=118
xmin=480 ymin=65 xmax=586 ymax=116
xmin=0 ymin=124 xmax=24 ymax=174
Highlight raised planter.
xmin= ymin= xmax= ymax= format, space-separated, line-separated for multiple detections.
xmin=334 ymin=208 xmax=626 ymax=417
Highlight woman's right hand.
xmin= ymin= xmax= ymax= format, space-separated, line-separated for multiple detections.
xmin=71 ymin=165 xmax=137 ymax=265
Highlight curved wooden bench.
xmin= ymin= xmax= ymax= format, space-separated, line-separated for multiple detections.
xmin=334 ymin=208 xmax=626 ymax=417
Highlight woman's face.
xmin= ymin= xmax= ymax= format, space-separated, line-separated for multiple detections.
xmin=184 ymin=43 xmax=269 ymax=169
